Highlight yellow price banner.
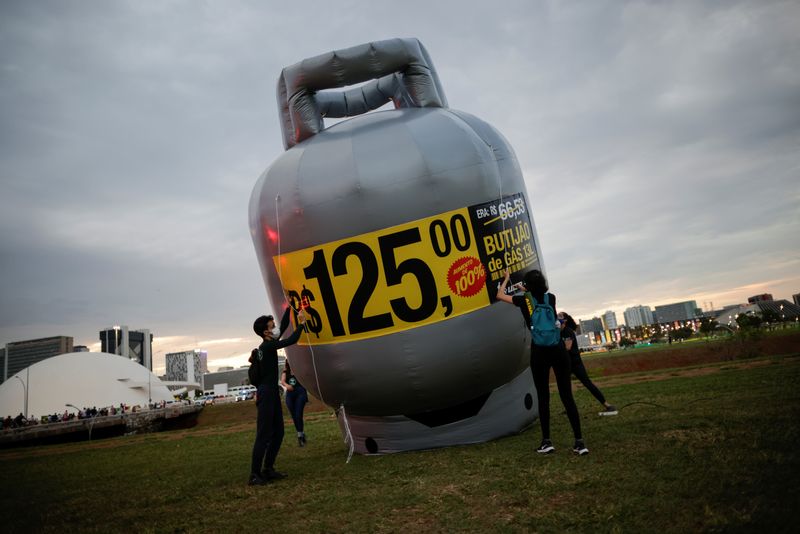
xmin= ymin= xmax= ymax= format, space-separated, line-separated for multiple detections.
xmin=274 ymin=192 xmax=539 ymax=345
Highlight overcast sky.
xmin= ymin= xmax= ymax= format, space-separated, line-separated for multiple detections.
xmin=1 ymin=0 xmax=798 ymax=374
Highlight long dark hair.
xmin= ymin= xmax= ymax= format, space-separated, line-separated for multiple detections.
xmin=283 ymin=359 xmax=291 ymax=376
xmin=523 ymin=269 xmax=548 ymax=294
xmin=560 ymin=312 xmax=578 ymax=331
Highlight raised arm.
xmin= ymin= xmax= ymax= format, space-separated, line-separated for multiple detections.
xmin=496 ymin=269 xmax=514 ymax=303
xmin=273 ymin=312 xmax=307 ymax=349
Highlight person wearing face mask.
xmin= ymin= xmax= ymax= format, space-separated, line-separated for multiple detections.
xmin=247 ymin=307 xmax=306 ymax=486
xmin=558 ymin=312 xmax=617 ymax=416
xmin=497 ymin=269 xmax=588 ymax=456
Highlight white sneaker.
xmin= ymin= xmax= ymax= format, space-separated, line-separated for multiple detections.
xmin=599 ymin=405 xmax=618 ymax=416
xmin=536 ymin=440 xmax=555 ymax=454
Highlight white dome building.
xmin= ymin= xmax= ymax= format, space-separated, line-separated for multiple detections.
xmin=0 ymin=352 xmax=174 ymax=419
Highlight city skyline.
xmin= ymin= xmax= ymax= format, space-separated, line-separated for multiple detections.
xmin=6 ymin=283 xmax=792 ymax=375
xmin=1 ymin=1 xmax=798 ymax=375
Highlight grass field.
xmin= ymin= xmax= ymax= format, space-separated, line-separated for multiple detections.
xmin=1 ymin=354 xmax=798 ymax=533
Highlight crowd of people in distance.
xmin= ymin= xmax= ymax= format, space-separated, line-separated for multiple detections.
xmin=1 ymin=413 xmax=33 ymax=430
xmin=1 ymin=399 xmax=185 ymax=431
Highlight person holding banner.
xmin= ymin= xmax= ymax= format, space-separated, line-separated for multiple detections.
xmin=496 ymin=269 xmax=588 ymax=455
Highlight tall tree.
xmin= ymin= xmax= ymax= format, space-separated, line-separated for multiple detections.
xmin=760 ymin=309 xmax=780 ymax=324
xmin=700 ymin=318 xmax=718 ymax=337
xmin=736 ymin=313 xmax=762 ymax=330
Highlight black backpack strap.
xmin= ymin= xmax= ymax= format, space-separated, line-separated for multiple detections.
xmin=248 ymin=349 xmax=261 ymax=386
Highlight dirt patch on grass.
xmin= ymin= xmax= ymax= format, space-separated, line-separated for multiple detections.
xmin=544 ymin=491 xmax=577 ymax=508
xmin=662 ymin=428 xmax=720 ymax=443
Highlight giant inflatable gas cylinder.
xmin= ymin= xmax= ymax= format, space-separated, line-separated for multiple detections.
xmin=250 ymin=38 xmax=544 ymax=454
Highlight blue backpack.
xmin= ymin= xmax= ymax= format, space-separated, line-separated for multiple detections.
xmin=525 ymin=292 xmax=560 ymax=346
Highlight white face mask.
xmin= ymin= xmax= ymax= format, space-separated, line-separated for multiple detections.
xmin=271 ymin=327 xmax=281 ymax=338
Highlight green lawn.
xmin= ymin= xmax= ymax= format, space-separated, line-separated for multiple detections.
xmin=1 ymin=355 xmax=798 ymax=533
xmin=597 ymin=323 xmax=800 ymax=357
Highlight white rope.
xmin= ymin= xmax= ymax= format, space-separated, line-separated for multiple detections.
xmin=338 ymin=403 xmax=355 ymax=463
xmin=498 ymin=160 xmax=506 ymax=232
xmin=495 ymin=145 xmax=505 ymax=231
xmin=275 ymin=194 xmax=355 ymax=463
xmin=491 ymin=144 xmax=511 ymax=294
xmin=274 ymin=194 xmax=326 ymax=406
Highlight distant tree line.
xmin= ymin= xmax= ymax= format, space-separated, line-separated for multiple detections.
xmin=603 ymin=309 xmax=794 ymax=351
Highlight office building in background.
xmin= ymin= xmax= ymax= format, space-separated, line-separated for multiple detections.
xmin=624 ymin=305 xmax=654 ymax=327
xmin=654 ymin=301 xmax=701 ymax=323
xmin=2 ymin=336 xmax=74 ymax=384
xmin=579 ymin=317 xmax=603 ymax=334
xmin=99 ymin=326 xmax=153 ymax=371
xmin=166 ymin=350 xmax=208 ymax=385
xmin=602 ymin=310 xmax=618 ymax=330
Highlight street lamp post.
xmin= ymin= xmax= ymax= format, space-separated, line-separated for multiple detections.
xmin=13 ymin=375 xmax=27 ymax=419
xmin=66 ymin=403 xmax=95 ymax=440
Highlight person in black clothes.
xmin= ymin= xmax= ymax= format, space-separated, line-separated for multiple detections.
xmin=281 ymin=359 xmax=309 ymax=447
xmin=497 ymin=269 xmax=588 ymax=455
xmin=248 ymin=307 xmax=306 ymax=486
xmin=558 ymin=312 xmax=618 ymax=415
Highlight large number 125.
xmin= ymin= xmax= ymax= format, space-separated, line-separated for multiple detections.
xmin=301 ymin=214 xmax=471 ymax=337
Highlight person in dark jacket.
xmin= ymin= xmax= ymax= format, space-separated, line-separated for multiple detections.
xmin=248 ymin=307 xmax=306 ymax=486
xmin=558 ymin=312 xmax=617 ymax=415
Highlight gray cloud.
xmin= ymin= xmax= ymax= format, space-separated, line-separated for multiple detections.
xmin=1 ymin=0 xmax=799 ymax=371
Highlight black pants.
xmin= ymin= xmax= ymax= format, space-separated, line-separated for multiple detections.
xmin=251 ymin=385 xmax=284 ymax=475
xmin=531 ymin=344 xmax=582 ymax=441
xmin=285 ymin=386 xmax=308 ymax=433
xmin=571 ymin=355 xmax=606 ymax=405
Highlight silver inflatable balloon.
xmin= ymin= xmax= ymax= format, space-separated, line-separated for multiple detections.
xmin=250 ymin=38 xmax=544 ymax=453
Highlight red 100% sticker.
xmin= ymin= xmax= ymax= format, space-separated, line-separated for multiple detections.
xmin=447 ymin=256 xmax=487 ymax=298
